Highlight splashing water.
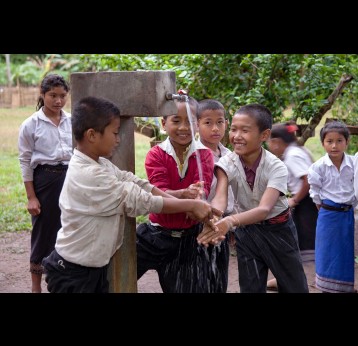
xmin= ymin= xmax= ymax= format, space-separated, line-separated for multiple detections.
xmin=183 ymin=96 xmax=205 ymax=192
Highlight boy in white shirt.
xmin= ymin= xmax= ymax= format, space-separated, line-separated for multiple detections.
xmin=198 ymin=104 xmax=308 ymax=293
xmin=197 ymin=98 xmax=235 ymax=292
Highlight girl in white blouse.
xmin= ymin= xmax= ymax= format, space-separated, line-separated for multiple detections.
xmin=308 ymin=121 xmax=357 ymax=293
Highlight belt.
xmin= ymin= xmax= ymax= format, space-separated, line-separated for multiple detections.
xmin=321 ymin=203 xmax=352 ymax=212
xmin=154 ymin=225 xmax=196 ymax=238
xmin=256 ymin=208 xmax=290 ymax=225
xmin=36 ymin=164 xmax=68 ymax=173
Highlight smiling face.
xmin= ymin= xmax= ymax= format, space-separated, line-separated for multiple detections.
xmin=229 ymin=113 xmax=270 ymax=162
xmin=162 ymin=101 xmax=196 ymax=149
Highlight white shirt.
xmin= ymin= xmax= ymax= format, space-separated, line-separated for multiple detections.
xmin=198 ymin=139 xmax=235 ymax=214
xmin=158 ymin=137 xmax=208 ymax=179
xmin=354 ymin=152 xmax=358 ymax=201
xmin=55 ymin=149 xmax=163 ymax=267
xmin=18 ymin=107 xmax=72 ymax=182
xmin=308 ymin=152 xmax=357 ymax=206
xmin=282 ymin=144 xmax=313 ymax=195
xmin=215 ymin=148 xmax=289 ymax=219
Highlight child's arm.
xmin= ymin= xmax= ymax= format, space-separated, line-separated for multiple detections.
xmin=24 ymin=181 xmax=41 ymax=216
xmin=307 ymin=164 xmax=322 ymax=206
xmin=198 ymin=187 xmax=281 ymax=246
xmin=151 ymin=186 xmax=176 ymax=199
xmin=288 ymin=175 xmax=310 ymax=208
xmin=165 ymin=181 xmax=204 ymax=200
xmin=210 ymin=167 xmax=229 ymax=213
xmin=160 ymin=198 xmax=219 ymax=223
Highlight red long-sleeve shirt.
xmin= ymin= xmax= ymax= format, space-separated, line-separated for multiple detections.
xmin=145 ymin=139 xmax=214 ymax=229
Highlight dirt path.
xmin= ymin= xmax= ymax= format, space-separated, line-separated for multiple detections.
xmin=1 ymin=210 xmax=357 ymax=293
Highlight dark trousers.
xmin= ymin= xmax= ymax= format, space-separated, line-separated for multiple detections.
xmin=42 ymin=249 xmax=109 ymax=293
xmin=136 ymin=223 xmax=229 ymax=293
xmin=292 ymin=194 xmax=317 ymax=252
xmin=30 ymin=165 xmax=67 ymax=268
xmin=235 ymin=217 xmax=309 ymax=293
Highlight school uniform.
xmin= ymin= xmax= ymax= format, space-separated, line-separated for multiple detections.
xmin=18 ymin=108 xmax=72 ymax=274
xmin=137 ymin=138 xmax=230 ymax=293
xmin=354 ymin=152 xmax=358 ymax=200
xmin=308 ymin=153 xmax=357 ymax=293
xmin=216 ymin=148 xmax=309 ymax=293
xmin=42 ymin=149 xmax=163 ymax=293
xmin=198 ymin=139 xmax=235 ymax=215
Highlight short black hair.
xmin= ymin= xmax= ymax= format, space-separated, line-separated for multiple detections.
xmin=320 ymin=120 xmax=350 ymax=143
xmin=234 ymin=104 xmax=272 ymax=132
xmin=198 ymin=99 xmax=226 ymax=119
xmin=72 ymin=96 xmax=120 ymax=141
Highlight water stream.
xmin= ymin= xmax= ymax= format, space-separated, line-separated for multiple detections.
xmin=183 ymin=96 xmax=205 ymax=189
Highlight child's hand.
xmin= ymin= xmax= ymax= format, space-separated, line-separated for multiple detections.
xmin=186 ymin=200 xmax=214 ymax=222
xmin=183 ymin=181 xmax=204 ymax=200
xmin=197 ymin=216 xmax=231 ymax=247
xmin=27 ymin=197 xmax=41 ymax=216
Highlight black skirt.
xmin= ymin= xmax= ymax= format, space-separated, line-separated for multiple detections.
xmin=30 ymin=164 xmax=68 ymax=267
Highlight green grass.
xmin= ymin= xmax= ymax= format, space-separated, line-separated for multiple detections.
xmin=0 ymin=107 xmax=151 ymax=233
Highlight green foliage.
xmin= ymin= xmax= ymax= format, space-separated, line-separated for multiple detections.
xmin=2 ymin=54 xmax=81 ymax=86
xmin=78 ymin=54 xmax=358 ymax=137
xmin=5 ymin=53 xmax=358 ymax=146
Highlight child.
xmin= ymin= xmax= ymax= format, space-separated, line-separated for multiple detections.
xmin=197 ymin=99 xmax=235 ymax=215
xmin=196 ymin=98 xmax=235 ymax=289
xmin=136 ymin=95 xmax=228 ymax=293
xmin=197 ymin=104 xmax=309 ymax=293
xmin=266 ymin=122 xmax=318 ymax=290
xmin=308 ymin=121 xmax=357 ymax=293
xmin=42 ymin=96 xmax=216 ymax=293
xmin=18 ymin=74 xmax=71 ymax=293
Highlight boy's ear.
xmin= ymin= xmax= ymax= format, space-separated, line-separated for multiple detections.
xmin=261 ymin=129 xmax=271 ymax=142
xmin=86 ymin=128 xmax=96 ymax=142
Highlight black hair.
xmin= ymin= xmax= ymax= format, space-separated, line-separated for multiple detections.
xmin=72 ymin=96 xmax=120 ymax=141
xmin=270 ymin=121 xmax=298 ymax=144
xmin=234 ymin=104 xmax=272 ymax=132
xmin=320 ymin=120 xmax=350 ymax=143
xmin=163 ymin=96 xmax=199 ymax=120
xmin=36 ymin=74 xmax=70 ymax=111
xmin=198 ymin=99 xmax=226 ymax=119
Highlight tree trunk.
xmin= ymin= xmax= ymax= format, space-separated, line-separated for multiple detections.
xmin=5 ymin=54 xmax=12 ymax=87
xmin=298 ymin=74 xmax=354 ymax=145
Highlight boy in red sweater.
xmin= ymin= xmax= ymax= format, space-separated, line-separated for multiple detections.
xmin=136 ymin=95 xmax=228 ymax=293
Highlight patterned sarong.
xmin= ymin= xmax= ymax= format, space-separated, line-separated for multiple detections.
xmin=315 ymin=199 xmax=355 ymax=293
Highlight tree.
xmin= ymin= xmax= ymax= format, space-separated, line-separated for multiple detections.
xmin=78 ymin=54 xmax=357 ymax=145
xmin=5 ymin=54 xmax=12 ymax=87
